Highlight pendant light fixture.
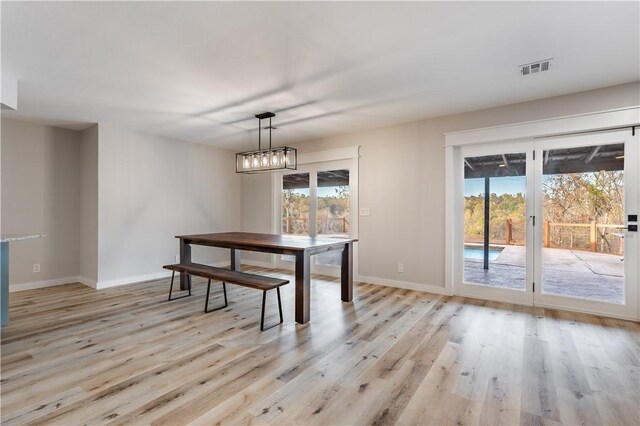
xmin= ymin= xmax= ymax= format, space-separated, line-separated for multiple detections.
xmin=236 ymin=112 xmax=297 ymax=173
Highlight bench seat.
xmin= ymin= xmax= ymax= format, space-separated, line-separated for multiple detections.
xmin=163 ymin=262 xmax=289 ymax=330
xmin=163 ymin=263 xmax=288 ymax=290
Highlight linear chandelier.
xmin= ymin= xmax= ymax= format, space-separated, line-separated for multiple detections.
xmin=236 ymin=112 xmax=297 ymax=173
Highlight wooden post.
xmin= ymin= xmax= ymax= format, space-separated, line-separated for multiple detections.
xmin=590 ymin=220 xmax=597 ymax=252
xmin=544 ymin=221 xmax=550 ymax=248
xmin=505 ymin=219 xmax=512 ymax=245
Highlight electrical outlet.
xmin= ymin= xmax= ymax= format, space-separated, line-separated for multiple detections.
xmin=32 ymin=263 xmax=41 ymax=273
xmin=175 ymin=255 xmax=180 ymax=263
xmin=397 ymin=263 xmax=404 ymax=273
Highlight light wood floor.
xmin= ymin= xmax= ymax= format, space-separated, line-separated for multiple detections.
xmin=1 ymin=267 xmax=639 ymax=425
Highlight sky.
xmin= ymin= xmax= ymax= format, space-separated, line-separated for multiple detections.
xmin=318 ymin=187 xmax=342 ymax=197
xmin=464 ymin=176 xmax=526 ymax=196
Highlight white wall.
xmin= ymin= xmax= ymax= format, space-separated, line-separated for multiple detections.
xmin=241 ymin=82 xmax=640 ymax=291
xmin=97 ymin=125 xmax=242 ymax=286
xmin=1 ymin=118 xmax=81 ymax=288
xmin=1 ymin=119 xmax=242 ymax=290
xmin=240 ymin=173 xmax=275 ymax=265
xmin=79 ymin=124 xmax=98 ymax=284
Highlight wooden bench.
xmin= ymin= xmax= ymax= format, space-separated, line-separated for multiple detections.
xmin=163 ymin=263 xmax=289 ymax=331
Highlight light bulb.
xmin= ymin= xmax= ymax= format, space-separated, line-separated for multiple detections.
xmin=285 ymin=151 xmax=291 ymax=166
xmin=261 ymin=153 xmax=269 ymax=167
xmin=271 ymin=152 xmax=279 ymax=165
xmin=252 ymin=155 xmax=259 ymax=168
xmin=243 ymin=156 xmax=250 ymax=169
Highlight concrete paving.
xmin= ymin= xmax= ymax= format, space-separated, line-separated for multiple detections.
xmin=463 ymin=245 xmax=624 ymax=304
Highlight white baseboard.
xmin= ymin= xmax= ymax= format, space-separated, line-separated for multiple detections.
xmin=94 ymin=261 xmax=231 ymax=289
xmin=9 ymin=276 xmax=82 ymax=292
xmin=77 ymin=276 xmax=97 ymax=289
xmin=357 ymin=275 xmax=452 ymax=296
xmin=96 ymin=271 xmax=173 ymax=289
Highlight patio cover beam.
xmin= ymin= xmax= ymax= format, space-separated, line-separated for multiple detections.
xmin=464 ymin=159 xmax=475 ymax=170
xmin=585 ymin=145 xmax=601 ymax=164
xmin=464 ymin=158 xmax=622 ymax=179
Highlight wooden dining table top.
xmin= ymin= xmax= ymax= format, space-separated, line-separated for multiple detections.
xmin=176 ymin=232 xmax=357 ymax=252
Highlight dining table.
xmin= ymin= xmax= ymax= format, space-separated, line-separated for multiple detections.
xmin=176 ymin=232 xmax=357 ymax=324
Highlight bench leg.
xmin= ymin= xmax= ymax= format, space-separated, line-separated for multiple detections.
xmin=260 ymin=291 xmax=266 ymax=331
xmin=260 ymin=288 xmax=284 ymax=331
xmin=277 ymin=287 xmax=283 ymax=323
xmin=223 ymin=282 xmax=228 ymax=306
xmin=205 ymin=280 xmax=228 ymax=313
xmin=168 ymin=271 xmax=191 ymax=302
xmin=204 ymin=278 xmax=210 ymax=309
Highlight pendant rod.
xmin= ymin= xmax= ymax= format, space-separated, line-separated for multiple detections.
xmin=258 ymin=118 xmax=262 ymax=151
xmin=269 ymin=117 xmax=272 ymax=150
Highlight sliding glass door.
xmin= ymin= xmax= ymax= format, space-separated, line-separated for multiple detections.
xmin=456 ymin=129 xmax=639 ymax=319
xmin=533 ymin=130 xmax=639 ymax=319
xmin=277 ymin=160 xmax=355 ymax=275
xmin=457 ymin=142 xmax=535 ymax=305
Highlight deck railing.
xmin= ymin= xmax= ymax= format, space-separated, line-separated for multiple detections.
xmin=466 ymin=220 xmax=624 ymax=254
xmin=282 ymin=217 xmax=349 ymax=235
xmin=542 ymin=221 xmax=624 ymax=254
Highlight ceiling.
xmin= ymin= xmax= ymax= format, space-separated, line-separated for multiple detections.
xmin=2 ymin=2 xmax=639 ymax=151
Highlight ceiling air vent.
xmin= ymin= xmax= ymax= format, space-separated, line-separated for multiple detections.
xmin=520 ymin=58 xmax=553 ymax=76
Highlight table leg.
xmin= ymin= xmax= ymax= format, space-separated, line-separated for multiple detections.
xmin=295 ymin=251 xmax=311 ymax=324
xmin=341 ymin=242 xmax=353 ymax=302
xmin=230 ymin=249 xmax=240 ymax=271
xmin=179 ymin=240 xmax=191 ymax=291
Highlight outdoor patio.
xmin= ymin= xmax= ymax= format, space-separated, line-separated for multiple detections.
xmin=464 ymin=245 xmax=625 ymax=304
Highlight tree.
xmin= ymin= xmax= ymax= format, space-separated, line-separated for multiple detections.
xmin=542 ymin=171 xmax=623 ymax=252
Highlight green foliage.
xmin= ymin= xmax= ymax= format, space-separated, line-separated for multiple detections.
xmin=464 ymin=192 xmax=526 ymax=242
xmin=542 ymin=171 xmax=623 ymax=252
xmin=542 ymin=171 xmax=623 ymax=225
xmin=282 ymin=186 xmax=349 ymax=235
xmin=464 ymin=171 xmax=624 ymax=253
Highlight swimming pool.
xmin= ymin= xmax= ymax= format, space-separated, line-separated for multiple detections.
xmin=464 ymin=245 xmax=503 ymax=261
